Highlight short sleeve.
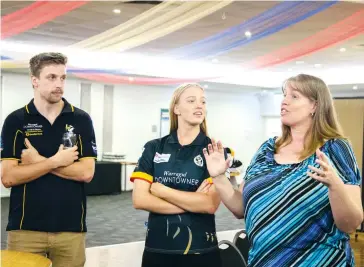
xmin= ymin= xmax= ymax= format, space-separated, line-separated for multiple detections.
xmin=1 ymin=113 xmax=24 ymax=161
xmin=130 ymin=141 xmax=156 ymax=184
xmin=243 ymin=140 xmax=270 ymax=181
xmin=327 ymin=139 xmax=362 ymax=186
xmin=79 ymin=113 xmax=97 ymax=160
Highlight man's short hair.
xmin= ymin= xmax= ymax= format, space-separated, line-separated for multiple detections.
xmin=29 ymin=52 xmax=68 ymax=78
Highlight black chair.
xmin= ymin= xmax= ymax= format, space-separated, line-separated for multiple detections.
xmin=233 ymin=229 xmax=249 ymax=264
xmin=218 ymin=240 xmax=247 ymax=267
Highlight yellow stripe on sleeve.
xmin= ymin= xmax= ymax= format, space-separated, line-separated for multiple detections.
xmin=79 ymin=157 xmax=97 ymax=160
xmin=130 ymin=172 xmax=153 ymax=183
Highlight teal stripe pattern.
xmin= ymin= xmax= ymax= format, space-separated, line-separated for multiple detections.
xmin=243 ymin=137 xmax=362 ymax=267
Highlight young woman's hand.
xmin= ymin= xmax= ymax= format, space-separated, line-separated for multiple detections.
xmin=203 ymin=138 xmax=230 ymax=178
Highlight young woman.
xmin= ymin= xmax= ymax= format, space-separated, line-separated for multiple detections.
xmin=131 ymin=83 xmax=222 ymax=267
xmin=204 ymin=74 xmax=363 ymax=267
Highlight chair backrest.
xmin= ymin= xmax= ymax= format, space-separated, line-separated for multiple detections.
xmin=233 ymin=229 xmax=250 ymax=264
xmin=218 ymin=240 xmax=247 ymax=267
xmin=1 ymin=250 xmax=52 ymax=267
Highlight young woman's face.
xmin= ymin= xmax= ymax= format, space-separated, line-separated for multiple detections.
xmin=174 ymin=86 xmax=206 ymax=127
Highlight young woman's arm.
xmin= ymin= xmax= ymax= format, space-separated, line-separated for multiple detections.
xmin=150 ymin=179 xmax=220 ymax=214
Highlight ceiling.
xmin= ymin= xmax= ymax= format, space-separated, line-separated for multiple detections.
xmin=1 ymin=1 xmax=364 ymax=94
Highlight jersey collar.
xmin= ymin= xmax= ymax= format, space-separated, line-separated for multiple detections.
xmin=25 ymin=98 xmax=74 ymax=115
xmin=168 ymin=130 xmax=206 ymax=146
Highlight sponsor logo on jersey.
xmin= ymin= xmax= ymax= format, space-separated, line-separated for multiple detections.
xmin=153 ymin=152 xmax=171 ymax=163
xmin=24 ymin=123 xmax=43 ymax=136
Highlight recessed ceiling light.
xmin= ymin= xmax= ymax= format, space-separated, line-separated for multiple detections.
xmin=353 ymin=85 xmax=358 ymax=90
xmin=314 ymin=64 xmax=322 ymax=68
xmin=204 ymin=84 xmax=209 ymax=89
xmin=113 ymin=9 xmax=121 ymax=14
xmin=339 ymin=47 xmax=346 ymax=52
xmin=128 ymin=77 xmax=134 ymax=82
xmin=245 ymin=31 xmax=252 ymax=38
xmin=212 ymin=58 xmax=219 ymax=63
xmin=296 ymin=61 xmax=304 ymax=64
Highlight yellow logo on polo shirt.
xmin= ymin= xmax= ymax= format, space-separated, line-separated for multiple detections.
xmin=24 ymin=123 xmax=43 ymax=136
xmin=65 ymin=124 xmax=74 ymax=132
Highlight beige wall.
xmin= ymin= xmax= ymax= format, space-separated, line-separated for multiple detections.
xmin=333 ymin=98 xmax=364 ymax=176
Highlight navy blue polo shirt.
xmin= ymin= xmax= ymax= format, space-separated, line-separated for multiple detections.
xmin=131 ymin=131 xmax=221 ymax=255
xmin=0 ymin=98 xmax=97 ymax=233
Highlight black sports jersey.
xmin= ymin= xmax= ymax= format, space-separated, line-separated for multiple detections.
xmin=131 ymin=131 xmax=219 ymax=255
xmin=0 ymin=98 xmax=97 ymax=232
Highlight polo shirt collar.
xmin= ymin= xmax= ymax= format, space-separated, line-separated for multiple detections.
xmin=25 ymin=98 xmax=74 ymax=115
xmin=168 ymin=130 xmax=206 ymax=146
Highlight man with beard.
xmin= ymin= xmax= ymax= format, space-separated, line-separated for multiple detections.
xmin=1 ymin=52 xmax=97 ymax=267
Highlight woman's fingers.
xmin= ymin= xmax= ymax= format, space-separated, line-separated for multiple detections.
xmin=208 ymin=144 xmax=213 ymax=154
xmin=217 ymin=140 xmax=224 ymax=153
xmin=211 ymin=138 xmax=218 ymax=152
xmin=308 ymin=165 xmax=325 ymax=176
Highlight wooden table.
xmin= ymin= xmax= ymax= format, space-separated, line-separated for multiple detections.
xmin=1 ymin=250 xmax=52 ymax=267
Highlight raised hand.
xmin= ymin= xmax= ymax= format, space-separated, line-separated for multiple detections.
xmin=203 ymin=138 xmax=230 ymax=178
xmin=307 ymin=149 xmax=343 ymax=188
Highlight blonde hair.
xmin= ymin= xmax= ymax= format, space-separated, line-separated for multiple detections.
xmin=276 ymin=74 xmax=345 ymax=160
xmin=169 ymin=83 xmax=208 ymax=135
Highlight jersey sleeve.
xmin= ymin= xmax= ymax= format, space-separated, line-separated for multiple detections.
xmin=1 ymin=112 xmax=24 ymax=161
xmin=78 ymin=113 xmax=97 ymax=160
xmin=327 ymin=139 xmax=362 ymax=186
xmin=243 ymin=140 xmax=270 ymax=182
xmin=130 ymin=140 xmax=156 ymax=184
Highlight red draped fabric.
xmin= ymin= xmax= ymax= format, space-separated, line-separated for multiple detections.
xmin=1 ymin=1 xmax=88 ymax=39
xmin=73 ymin=73 xmax=214 ymax=85
xmin=247 ymin=9 xmax=364 ymax=69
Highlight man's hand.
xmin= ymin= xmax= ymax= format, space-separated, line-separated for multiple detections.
xmin=21 ymin=138 xmax=43 ymax=165
xmin=50 ymin=145 xmax=79 ymax=168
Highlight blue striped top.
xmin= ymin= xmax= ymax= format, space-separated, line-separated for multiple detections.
xmin=243 ymin=137 xmax=362 ymax=267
